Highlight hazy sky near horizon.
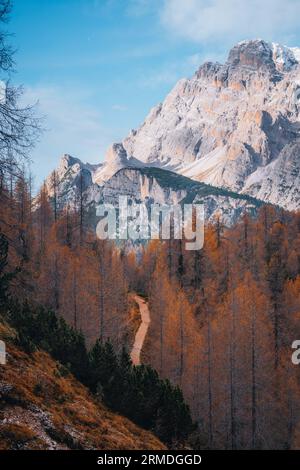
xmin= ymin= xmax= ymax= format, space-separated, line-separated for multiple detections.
xmin=10 ymin=0 xmax=300 ymax=186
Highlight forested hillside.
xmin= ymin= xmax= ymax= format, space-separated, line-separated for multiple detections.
xmin=0 ymin=319 xmax=166 ymax=450
xmin=130 ymin=209 xmax=300 ymax=449
xmin=0 ymin=173 xmax=129 ymax=349
xmin=1 ymin=167 xmax=300 ymax=449
xmin=0 ymin=171 xmax=195 ymax=448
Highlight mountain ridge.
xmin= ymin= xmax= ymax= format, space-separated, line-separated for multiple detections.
xmin=122 ymin=39 xmax=300 ymax=211
xmin=44 ymin=39 xmax=300 ymax=223
xmin=46 ymin=157 xmax=265 ymax=227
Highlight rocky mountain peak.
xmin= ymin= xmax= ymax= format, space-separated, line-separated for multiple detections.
xmin=105 ymin=143 xmax=128 ymax=165
xmin=227 ymin=39 xmax=276 ymax=71
xmin=93 ymin=143 xmax=144 ymax=185
xmin=271 ymin=42 xmax=299 ymax=71
xmin=121 ymin=39 xmax=300 ymax=211
xmin=53 ymin=154 xmax=85 ymax=186
xmin=45 ymin=40 xmax=300 ymax=217
xmin=196 ymin=40 xmax=300 ymax=84
xmin=227 ymin=40 xmax=299 ymax=74
xmin=58 ymin=154 xmax=82 ymax=171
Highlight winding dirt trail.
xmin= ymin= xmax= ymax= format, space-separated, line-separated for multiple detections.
xmin=130 ymin=295 xmax=151 ymax=366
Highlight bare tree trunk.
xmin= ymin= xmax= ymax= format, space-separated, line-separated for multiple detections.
xmin=79 ymin=172 xmax=84 ymax=246
xmin=207 ymin=312 xmax=213 ymax=448
xmin=51 ymin=170 xmax=59 ymax=222
xmin=179 ymin=304 xmax=184 ymax=386
xmin=73 ymin=268 xmax=77 ymax=330
xmin=251 ymin=302 xmax=257 ymax=448
xmin=98 ymin=248 xmax=104 ymax=341
xmin=159 ymin=304 xmax=164 ymax=374
xmin=99 ymin=276 xmax=104 ymax=341
xmin=229 ymin=291 xmax=237 ymax=450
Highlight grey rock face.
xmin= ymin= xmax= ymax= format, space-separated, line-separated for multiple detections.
xmin=44 ymin=39 xmax=300 ymax=226
xmin=122 ymin=40 xmax=300 ymax=211
xmin=45 ymin=154 xmax=263 ymax=228
xmin=243 ymin=141 xmax=300 ymax=209
xmin=100 ymin=167 xmax=261 ymax=227
xmin=93 ymin=143 xmax=144 ymax=185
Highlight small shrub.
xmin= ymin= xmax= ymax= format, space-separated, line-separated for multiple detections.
xmin=54 ymin=363 xmax=70 ymax=379
xmin=0 ymin=423 xmax=37 ymax=448
xmin=33 ymin=382 xmax=43 ymax=396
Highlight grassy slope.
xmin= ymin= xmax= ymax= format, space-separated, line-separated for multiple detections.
xmin=0 ymin=320 xmax=165 ymax=450
xmin=128 ymin=167 xmax=265 ymax=206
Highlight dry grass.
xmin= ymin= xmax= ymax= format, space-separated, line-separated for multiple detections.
xmin=0 ymin=422 xmax=50 ymax=450
xmin=0 ymin=321 xmax=166 ymax=450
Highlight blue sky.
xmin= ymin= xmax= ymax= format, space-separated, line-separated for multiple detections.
xmin=9 ymin=0 xmax=300 ymax=186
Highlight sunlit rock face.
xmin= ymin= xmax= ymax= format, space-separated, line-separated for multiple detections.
xmin=99 ymin=167 xmax=262 ymax=227
xmin=122 ymin=40 xmax=300 ymax=211
xmin=44 ymin=40 xmax=300 ymax=227
xmin=45 ymin=155 xmax=263 ymax=228
xmin=93 ymin=143 xmax=143 ymax=186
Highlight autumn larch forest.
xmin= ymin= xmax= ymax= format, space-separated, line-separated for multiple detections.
xmin=0 ymin=0 xmax=300 ymax=453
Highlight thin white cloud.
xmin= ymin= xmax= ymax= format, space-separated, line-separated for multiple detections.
xmin=112 ymin=104 xmax=128 ymax=111
xmin=22 ymin=85 xmax=119 ymax=186
xmin=138 ymin=51 xmax=224 ymax=89
xmin=161 ymin=0 xmax=300 ymax=47
xmin=126 ymin=0 xmax=160 ymax=17
xmin=139 ymin=68 xmax=180 ymax=88
xmin=186 ymin=53 xmax=204 ymax=68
